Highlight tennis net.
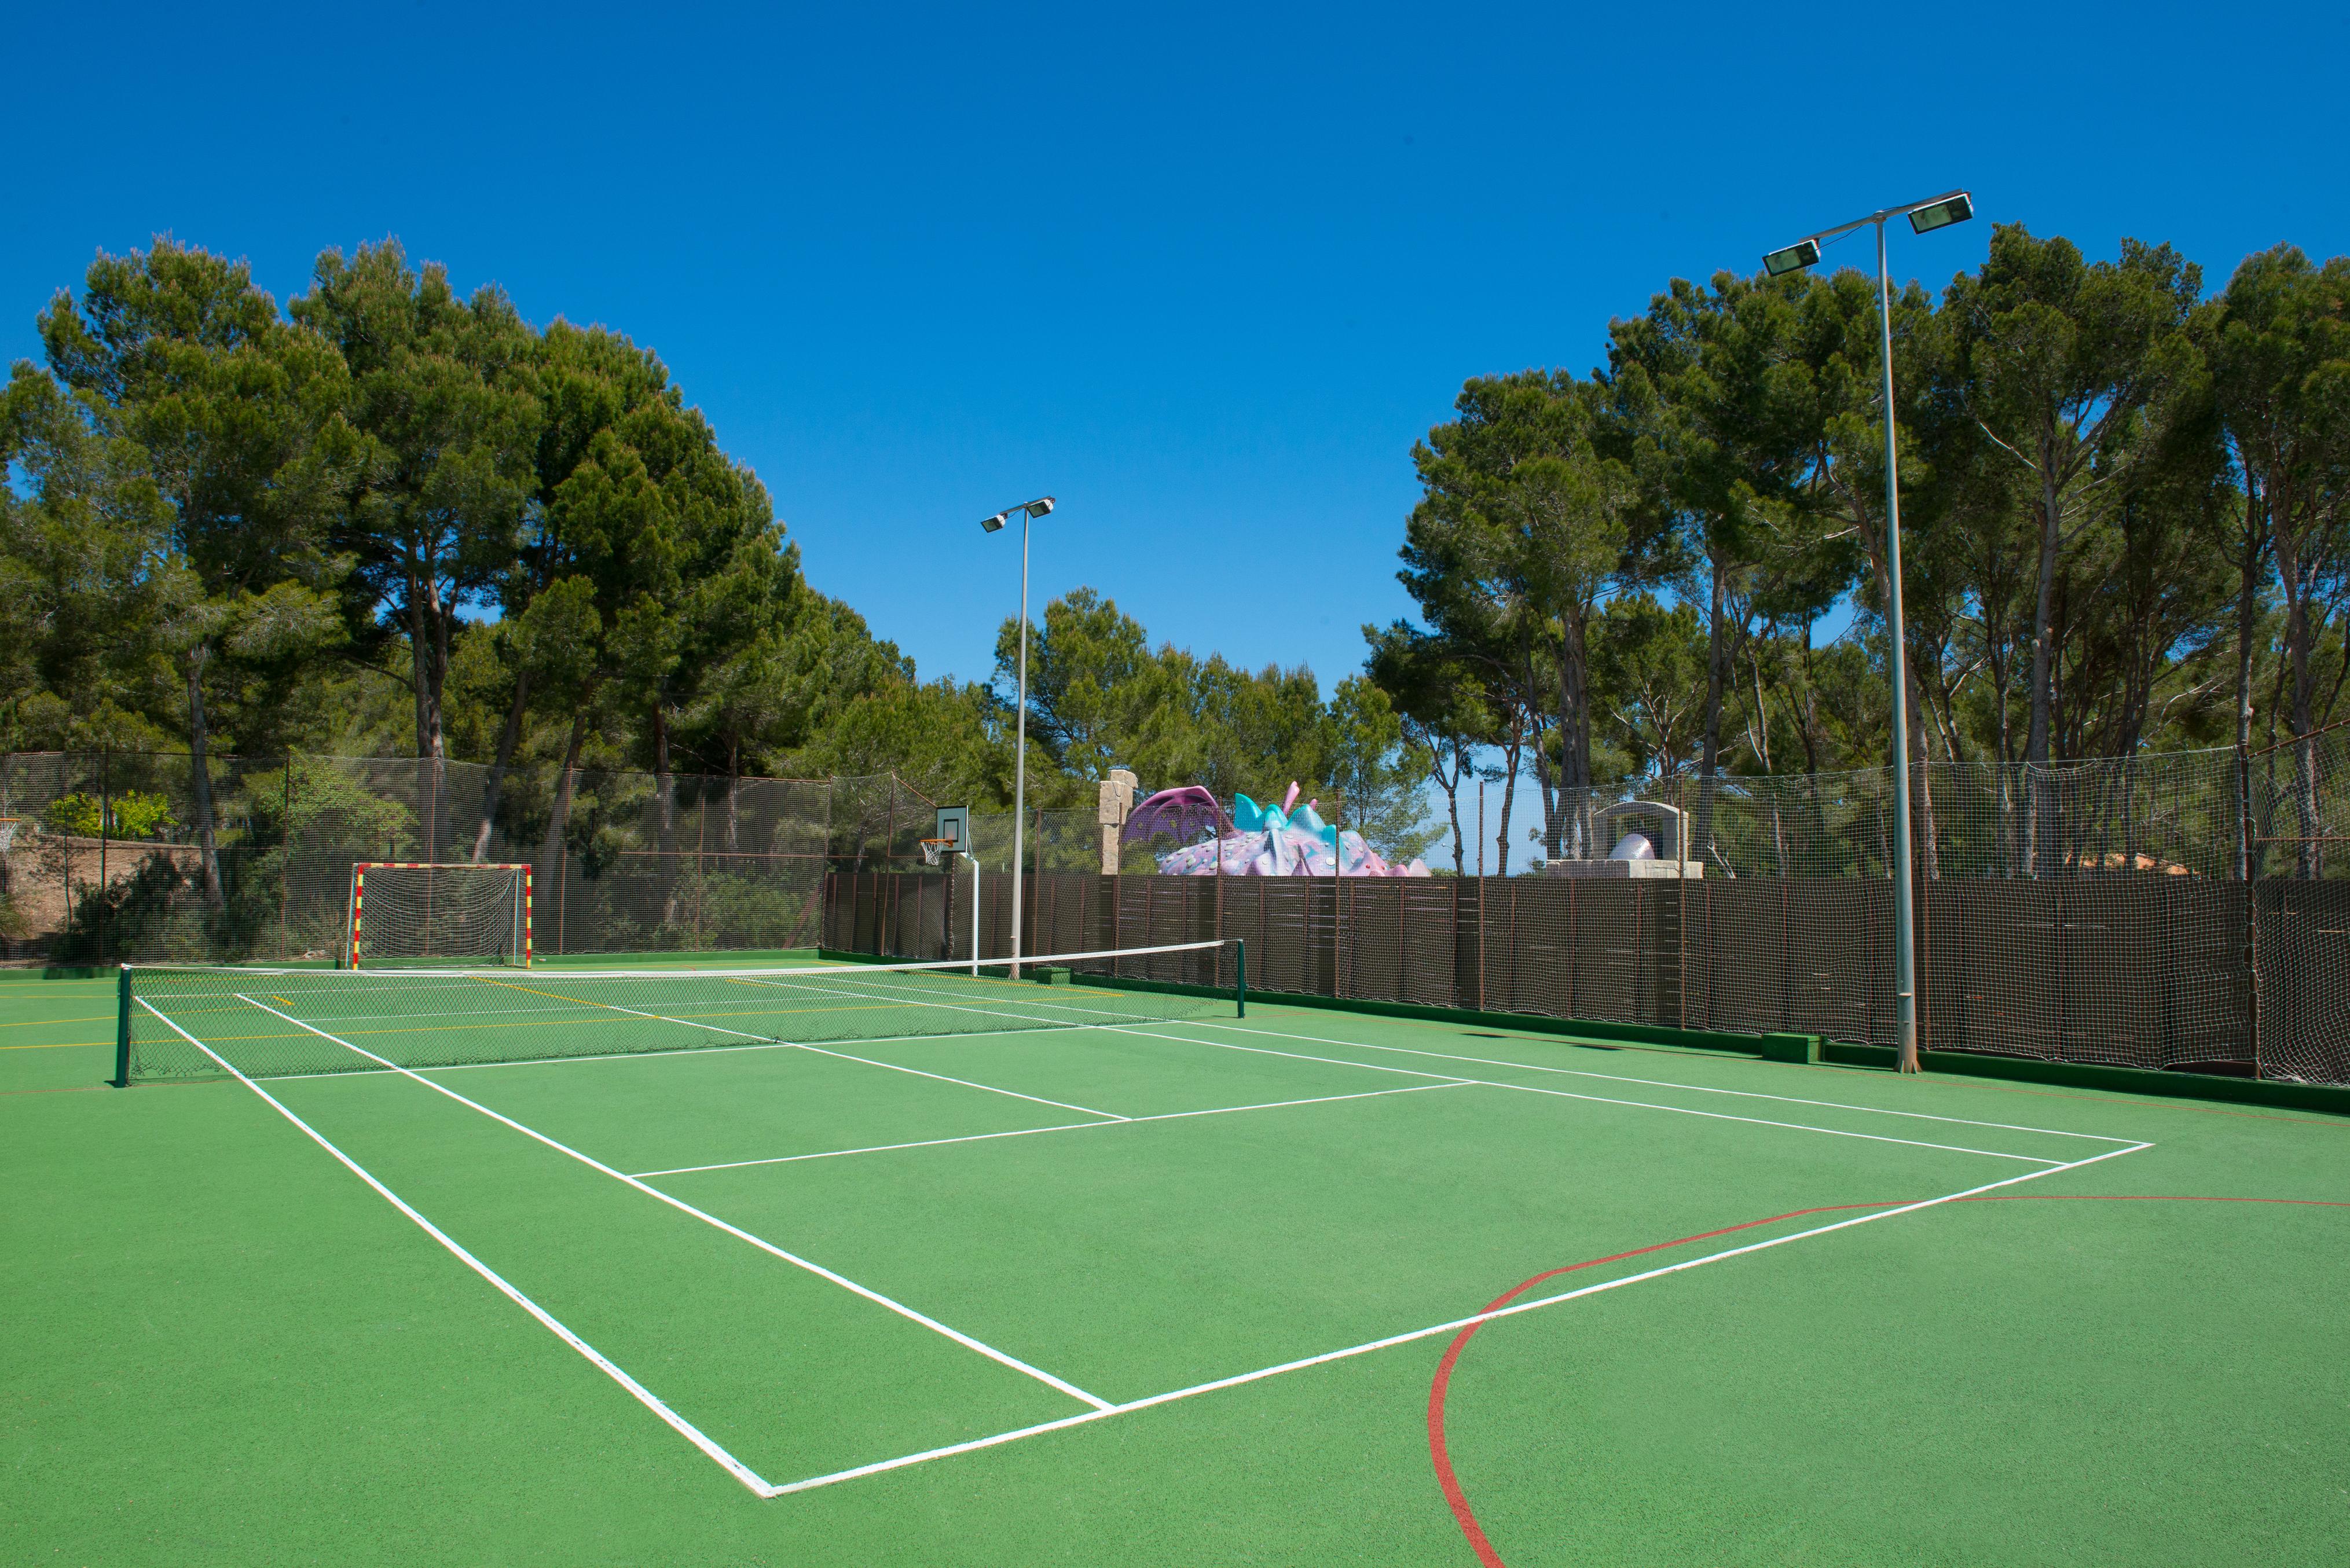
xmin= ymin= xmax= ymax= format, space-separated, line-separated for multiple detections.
xmin=116 ymin=939 xmax=1236 ymax=1084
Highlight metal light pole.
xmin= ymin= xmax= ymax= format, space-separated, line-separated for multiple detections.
xmin=980 ymin=496 xmax=1056 ymax=978
xmin=1765 ymin=190 xmax=1972 ymax=1075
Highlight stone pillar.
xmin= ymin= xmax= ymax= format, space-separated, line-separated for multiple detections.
xmin=1098 ymin=769 xmax=1138 ymax=875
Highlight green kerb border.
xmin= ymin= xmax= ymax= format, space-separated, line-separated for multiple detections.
xmin=813 ymin=947 xmax=2350 ymax=1118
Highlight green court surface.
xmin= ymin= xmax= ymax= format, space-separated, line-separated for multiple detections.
xmin=5 ymin=958 xmax=2348 ymax=1565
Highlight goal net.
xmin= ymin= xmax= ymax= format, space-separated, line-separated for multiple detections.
xmin=346 ymin=863 xmax=533 ymax=968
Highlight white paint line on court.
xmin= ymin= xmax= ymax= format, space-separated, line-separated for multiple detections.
xmin=135 ymin=1000 xmax=776 ymax=1497
xmin=729 ymin=969 xmax=1215 ymax=1038
xmin=735 ymin=970 xmax=1201 ymax=1027
xmin=789 ymin=1042 xmax=1127 ymax=1120
xmin=630 ymin=1082 xmax=1476 ymax=1178
xmin=232 ymin=995 xmax=1117 ymax=1414
xmin=464 ymin=973 xmax=776 ymax=1041
xmin=1182 ymin=1019 xmax=2143 ymax=1145
xmin=1098 ymin=1023 xmax=2066 ymax=1164
xmin=757 ymin=1137 xmax=2157 ymax=1499
xmin=255 ymin=1024 xmax=1084 ymax=1083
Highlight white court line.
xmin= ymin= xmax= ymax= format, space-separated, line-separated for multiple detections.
xmin=464 ymin=973 xmax=776 ymax=1041
xmin=232 ymin=994 xmax=1114 ymax=1413
xmin=736 ymin=970 xmax=1196 ymax=1028
xmin=731 ymin=969 xmax=1226 ymax=1040
xmin=759 ymin=1136 xmax=2155 ymax=1498
xmin=1183 ymin=1019 xmax=2140 ymax=1145
xmin=257 ymin=1024 xmax=1083 ymax=1082
xmin=135 ymin=1000 xmax=775 ymax=1496
xmin=1096 ymin=1024 xmax=2061 ymax=1165
xmin=789 ymin=1042 xmax=1127 ymax=1120
xmin=632 ymin=1082 xmax=1475 ymax=1178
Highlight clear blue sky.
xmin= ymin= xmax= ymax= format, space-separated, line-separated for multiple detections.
xmin=6 ymin=1 xmax=2344 ymax=702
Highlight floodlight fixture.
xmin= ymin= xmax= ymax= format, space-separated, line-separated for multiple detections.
xmin=980 ymin=512 xmax=1008 ymax=534
xmin=1020 ymin=496 xmax=1056 ymax=518
xmin=1907 ymin=192 xmax=1973 ymax=234
xmin=1763 ymin=238 xmax=1821 ymax=276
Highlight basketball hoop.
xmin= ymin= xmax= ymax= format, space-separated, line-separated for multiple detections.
xmin=919 ymin=838 xmax=954 ymax=866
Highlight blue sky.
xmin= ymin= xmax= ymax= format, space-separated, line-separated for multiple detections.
xmin=7 ymin=0 xmax=2344 ymax=710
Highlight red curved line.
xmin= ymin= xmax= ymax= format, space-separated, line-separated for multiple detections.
xmin=1427 ymin=1194 xmax=2350 ymax=1567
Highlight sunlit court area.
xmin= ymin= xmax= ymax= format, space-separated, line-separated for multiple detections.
xmin=0 ymin=932 xmax=2340 ymax=1563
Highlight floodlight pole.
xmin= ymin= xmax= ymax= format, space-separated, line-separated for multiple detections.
xmin=980 ymin=497 xmax=1054 ymax=981
xmin=1765 ymin=190 xmax=1970 ymax=1075
xmin=1011 ymin=506 xmax=1032 ymax=979
xmin=1872 ymin=214 xmax=1920 ymax=1078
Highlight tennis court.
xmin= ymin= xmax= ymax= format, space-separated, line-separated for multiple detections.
xmin=9 ymin=944 xmax=2350 ymax=1564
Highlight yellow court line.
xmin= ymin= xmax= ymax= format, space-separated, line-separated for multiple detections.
xmin=469 ymin=974 xmax=630 ymax=1012
xmin=0 ymin=1014 xmax=115 ymax=1028
xmin=1 ymin=1039 xmax=112 ymax=1050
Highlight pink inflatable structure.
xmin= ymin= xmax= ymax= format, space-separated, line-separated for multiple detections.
xmin=1123 ymin=783 xmax=1429 ymax=877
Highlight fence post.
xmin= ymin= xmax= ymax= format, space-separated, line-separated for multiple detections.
xmin=97 ymin=750 xmax=109 ymax=964
xmin=279 ymin=754 xmax=295 ymax=960
xmin=2238 ymin=741 xmax=2263 ymax=1075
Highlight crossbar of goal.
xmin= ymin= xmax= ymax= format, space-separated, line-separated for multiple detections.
xmin=347 ymin=862 xmax=534 ymax=970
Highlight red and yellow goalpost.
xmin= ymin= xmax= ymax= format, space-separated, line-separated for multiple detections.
xmin=346 ymin=862 xmax=533 ymax=969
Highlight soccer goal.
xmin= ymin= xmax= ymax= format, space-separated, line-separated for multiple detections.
xmin=345 ymin=862 xmax=533 ymax=968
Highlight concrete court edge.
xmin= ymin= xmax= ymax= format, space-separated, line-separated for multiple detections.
xmin=812 ymin=949 xmax=2350 ymax=1119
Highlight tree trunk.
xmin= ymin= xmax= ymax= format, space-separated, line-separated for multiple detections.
xmin=539 ymin=708 xmax=589 ymax=872
xmin=1748 ymin=639 xmax=1789 ymax=878
xmin=1909 ymin=675 xmax=1941 ymax=882
xmin=185 ymin=646 xmax=225 ymax=908
xmin=2234 ymin=478 xmax=2263 ymax=883
xmin=2270 ymin=479 xmax=2323 ymax=877
xmin=725 ymin=737 xmax=742 ymax=855
xmin=1441 ymin=748 xmax=1466 ymax=876
xmin=408 ymin=564 xmax=453 ymax=861
xmin=654 ymin=700 xmax=680 ymax=926
xmin=653 ymin=700 xmax=677 ymax=854
xmin=2025 ymin=461 xmax=2062 ymax=768
xmin=1795 ymin=625 xmax=1836 ymax=854
xmin=1555 ymin=611 xmax=1593 ymax=860
xmin=1699 ymin=550 xmax=1730 ymax=780
xmin=1695 ymin=549 xmax=1732 ymax=865
xmin=1490 ymin=716 xmax=1526 ymax=876
xmin=471 ymin=670 xmax=532 ymax=863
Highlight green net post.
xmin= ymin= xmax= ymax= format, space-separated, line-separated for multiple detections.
xmin=1235 ymin=939 xmax=1246 ymax=1018
xmin=113 ymin=965 xmax=132 ymax=1087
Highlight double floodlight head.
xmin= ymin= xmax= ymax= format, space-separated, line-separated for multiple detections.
xmin=1762 ymin=190 xmax=1974 ymax=276
xmin=978 ymin=496 xmax=1056 ymax=534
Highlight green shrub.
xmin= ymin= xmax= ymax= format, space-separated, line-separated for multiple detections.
xmin=43 ymin=791 xmax=177 ymax=840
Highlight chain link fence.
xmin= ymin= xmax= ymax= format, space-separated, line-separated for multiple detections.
xmin=11 ymin=734 xmax=2343 ymax=1083
xmin=828 ymin=730 xmax=2350 ymax=1086
xmin=0 ymin=752 xmax=940 ymax=963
